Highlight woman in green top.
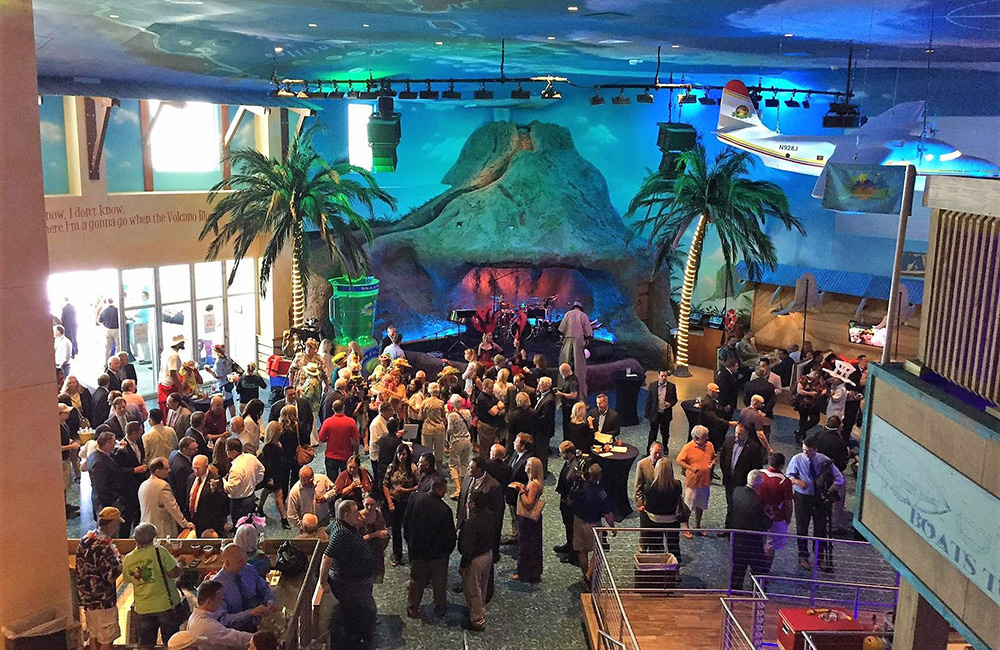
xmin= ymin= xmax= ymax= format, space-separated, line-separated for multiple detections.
xmin=121 ymin=523 xmax=186 ymax=650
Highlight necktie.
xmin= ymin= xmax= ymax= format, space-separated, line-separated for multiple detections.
xmin=732 ymin=442 xmax=743 ymax=472
xmin=118 ymin=415 xmax=126 ymax=433
xmin=189 ymin=477 xmax=201 ymax=514
xmin=235 ymin=572 xmax=251 ymax=611
xmin=809 ymin=459 xmax=818 ymax=493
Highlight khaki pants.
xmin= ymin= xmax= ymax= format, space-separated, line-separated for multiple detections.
xmin=406 ymin=557 xmax=449 ymax=616
xmin=477 ymin=423 xmax=498 ymax=457
xmin=424 ymin=429 xmax=445 ymax=464
xmin=508 ymin=503 xmax=519 ymax=538
xmin=462 ymin=550 xmax=493 ymax=626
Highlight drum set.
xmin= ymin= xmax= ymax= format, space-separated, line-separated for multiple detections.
xmin=493 ymin=296 xmax=557 ymax=345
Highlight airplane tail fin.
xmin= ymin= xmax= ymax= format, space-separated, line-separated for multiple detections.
xmin=718 ymin=80 xmax=766 ymax=132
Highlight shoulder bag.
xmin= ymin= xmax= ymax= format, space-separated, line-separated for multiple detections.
xmin=516 ymin=490 xmax=546 ymax=521
xmin=153 ymin=545 xmax=191 ymax=624
xmin=296 ymin=444 xmax=316 ymax=466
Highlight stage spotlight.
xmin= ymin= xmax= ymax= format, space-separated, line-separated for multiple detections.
xmin=678 ymin=93 xmax=697 ymax=104
xmin=442 ymin=82 xmax=461 ymax=100
xmin=473 ymin=84 xmax=494 ymax=100
xmin=589 ymin=92 xmax=605 ymax=105
xmin=698 ymin=94 xmax=717 ymax=105
xmin=419 ymin=82 xmax=439 ymax=100
xmin=276 ymin=83 xmax=295 ymax=98
xmin=326 ymin=83 xmax=345 ymax=100
xmin=785 ymin=97 xmax=800 ymax=108
xmin=511 ymin=84 xmax=531 ymax=100
xmin=764 ymin=94 xmax=779 ymax=108
xmin=636 ymin=89 xmax=654 ymax=103
xmin=802 ymin=94 xmax=811 ymax=109
xmin=296 ymin=84 xmax=310 ymax=99
xmin=540 ymin=80 xmax=561 ymax=99
xmin=346 ymin=84 xmax=360 ymax=99
xmin=380 ymin=84 xmax=397 ymax=97
xmin=398 ymin=83 xmax=418 ymax=100
xmin=749 ymin=92 xmax=762 ymax=107
xmin=359 ymin=85 xmax=380 ymax=100
xmin=611 ymin=90 xmax=630 ymax=105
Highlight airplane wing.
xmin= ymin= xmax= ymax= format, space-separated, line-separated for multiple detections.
xmin=856 ymin=101 xmax=925 ymax=137
xmin=810 ymin=144 xmax=889 ymax=199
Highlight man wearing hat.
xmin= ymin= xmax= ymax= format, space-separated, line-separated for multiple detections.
xmin=558 ymin=301 xmax=593 ymax=399
xmin=823 ymin=359 xmax=856 ymax=422
xmin=75 ymin=507 xmax=124 ymax=650
xmin=158 ymin=335 xmax=186 ymax=414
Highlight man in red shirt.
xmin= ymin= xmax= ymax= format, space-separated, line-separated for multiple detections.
xmin=203 ymin=394 xmax=229 ymax=444
xmin=756 ymin=452 xmax=794 ymax=569
xmin=318 ymin=400 xmax=360 ymax=478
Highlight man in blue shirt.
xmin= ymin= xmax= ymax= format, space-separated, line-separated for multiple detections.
xmin=785 ymin=437 xmax=845 ymax=571
xmin=211 ymin=544 xmax=276 ymax=632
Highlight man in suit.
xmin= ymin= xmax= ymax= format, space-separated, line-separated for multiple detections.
xmin=700 ymin=383 xmax=736 ymax=454
xmin=184 ymin=410 xmax=210 ymax=459
xmin=554 ymin=364 xmax=579 ymax=440
xmin=715 ymin=356 xmax=741 ymax=418
xmin=532 ymin=376 xmax=556 ymax=472
xmin=104 ymin=396 xmax=130 ymax=440
xmin=88 ymin=431 xmax=124 ymax=517
xmin=60 ymin=296 xmax=78 ymax=357
xmin=112 ymin=421 xmax=147 ymax=533
xmin=169 ymin=436 xmax=198 ymax=515
xmin=645 ymin=371 xmax=677 ymax=449
xmin=117 ymin=352 xmax=138 ymax=385
xmin=268 ymin=385 xmax=314 ymax=446
xmin=587 ymin=393 xmax=620 ymax=439
xmin=91 ymin=374 xmax=112 ymax=426
xmin=104 ymin=356 xmax=124 ymax=393
xmin=165 ymin=392 xmax=192 ymax=439
xmin=633 ymin=441 xmax=664 ymax=551
xmin=138 ymin=456 xmax=193 ymax=537
xmin=455 ymin=456 xmax=505 ymax=599
xmin=187 ymin=455 xmax=229 ymax=536
xmin=554 ymin=441 xmax=582 ymax=561
xmin=484 ymin=444 xmax=512 ymax=495
xmin=729 ymin=470 xmax=771 ymax=591
xmin=720 ymin=424 xmax=766 ymax=529
xmin=503 ymin=433 xmax=533 ymax=544
xmin=743 ymin=365 xmax=777 ymax=422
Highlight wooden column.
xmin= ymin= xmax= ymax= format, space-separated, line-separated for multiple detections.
xmin=892 ymin=578 xmax=951 ymax=650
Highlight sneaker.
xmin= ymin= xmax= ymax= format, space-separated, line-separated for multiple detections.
xmin=462 ymin=620 xmax=486 ymax=632
xmin=798 ymin=559 xmax=813 ymax=570
xmin=280 ymin=518 xmax=291 ymax=529
xmin=553 ymin=544 xmax=571 ymax=553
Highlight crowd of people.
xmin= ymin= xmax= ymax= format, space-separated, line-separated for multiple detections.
xmin=63 ymin=323 xmax=867 ymax=649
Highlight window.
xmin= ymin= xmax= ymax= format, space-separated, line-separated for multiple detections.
xmin=149 ymin=100 xmax=221 ymax=173
xmin=348 ymin=102 xmax=373 ymax=171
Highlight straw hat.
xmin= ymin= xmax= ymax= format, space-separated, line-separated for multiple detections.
xmin=167 ymin=631 xmax=206 ymax=650
xmin=332 ymin=351 xmax=348 ymax=364
xmin=438 ymin=365 xmax=461 ymax=377
xmin=170 ymin=334 xmax=185 ymax=347
xmin=57 ymin=403 xmax=73 ymax=414
xmin=98 ymin=507 xmax=125 ymax=524
xmin=392 ymin=358 xmax=411 ymax=369
xmin=823 ymin=359 xmax=856 ymax=386
xmin=302 ymin=362 xmax=322 ymax=377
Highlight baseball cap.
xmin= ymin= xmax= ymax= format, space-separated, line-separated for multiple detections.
xmin=167 ymin=631 xmax=205 ymax=649
xmin=98 ymin=507 xmax=125 ymax=524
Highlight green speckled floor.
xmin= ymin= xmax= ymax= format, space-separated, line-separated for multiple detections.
xmin=68 ymin=390 xmax=858 ymax=649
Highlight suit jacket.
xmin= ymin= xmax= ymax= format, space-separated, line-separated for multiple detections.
xmin=456 ymin=472 xmax=503 ymax=531
xmin=700 ymin=394 xmax=731 ymax=442
xmin=122 ymin=363 xmax=138 ymax=384
xmin=506 ymin=407 xmax=536 ymax=440
xmin=104 ymin=414 xmax=129 ymax=440
xmin=587 ymin=407 xmax=620 ymax=437
xmin=730 ymin=485 xmax=770 ymax=533
xmin=185 ymin=427 xmax=210 ymax=459
xmin=186 ymin=472 xmax=229 ymax=536
xmin=556 ymin=458 xmax=582 ymax=503
xmin=169 ymin=451 xmax=195 ymax=513
xmin=742 ymin=378 xmax=776 ymax=419
xmin=484 ymin=458 xmax=512 ymax=500
xmin=633 ymin=456 xmax=657 ymax=509
xmin=166 ymin=407 xmax=192 ymax=438
xmin=104 ymin=367 xmax=123 ymax=393
xmin=715 ymin=368 xmax=740 ymax=416
xmin=505 ymin=450 xmax=531 ymax=505
xmin=112 ymin=438 xmax=147 ymax=501
xmin=319 ymin=389 xmax=347 ymax=424
xmin=91 ymin=387 xmax=111 ymax=426
xmin=719 ymin=435 xmax=766 ymax=489
xmin=88 ymin=449 xmax=123 ymax=512
xmin=533 ymin=391 xmax=556 ymax=442
xmin=138 ymin=475 xmax=190 ymax=536
xmin=645 ymin=380 xmax=677 ymax=422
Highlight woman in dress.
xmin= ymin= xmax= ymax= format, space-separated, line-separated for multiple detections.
xmin=360 ymin=493 xmax=390 ymax=583
xmin=382 ymin=443 xmax=419 ymax=567
xmin=334 ymin=453 xmax=373 ymax=508
xmin=461 ymin=348 xmax=479 ymax=396
xmin=446 ymin=393 xmax=474 ymax=499
xmin=642 ymin=458 xmax=684 ymax=560
xmin=564 ymin=401 xmax=593 ymax=452
xmin=511 ymin=456 xmax=544 ymax=583
xmin=318 ymin=339 xmax=337 ymax=380
xmin=240 ymin=399 xmax=265 ymax=453
xmin=256 ymin=421 xmax=289 ymax=527
xmin=794 ymin=361 xmax=828 ymax=443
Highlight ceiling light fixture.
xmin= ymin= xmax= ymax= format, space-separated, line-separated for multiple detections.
xmin=473 ymin=83 xmax=494 ymax=100
xmin=359 ymin=84 xmax=380 ymax=100
xmin=327 ymin=82 xmax=345 ymax=99
xmin=764 ymin=93 xmax=780 ymax=108
xmin=784 ymin=33 xmax=794 ymax=37
xmin=398 ymin=82 xmax=418 ymax=100
xmin=547 ymin=36 xmax=556 ymax=40
xmin=362 ymin=23 xmax=370 ymax=28
xmin=567 ymin=5 xmax=578 ymax=10
xmin=636 ymin=88 xmax=654 ymax=104
xmin=802 ymin=94 xmax=811 ymax=109
xmin=784 ymin=92 xmax=800 ymax=108
xmin=589 ymin=91 xmax=605 ymax=105
xmin=670 ymin=44 xmax=680 ymax=49
xmin=698 ymin=94 xmax=717 ymax=105
xmin=273 ymin=46 xmax=283 ymax=53
xmin=346 ymin=83 xmax=360 ymax=99
xmin=679 ymin=92 xmax=697 ymax=104
xmin=611 ymin=89 xmax=630 ymax=105
xmin=296 ymin=83 xmax=310 ymax=99
xmin=419 ymin=81 xmax=439 ymax=100
xmin=511 ymin=83 xmax=530 ymax=100
xmin=435 ymin=41 xmax=444 ymax=46
xmin=442 ymin=81 xmax=462 ymax=100
xmin=109 ymin=14 xmax=119 ymax=18
xmin=308 ymin=23 xmax=317 ymax=28
xmin=540 ymin=80 xmax=561 ymax=99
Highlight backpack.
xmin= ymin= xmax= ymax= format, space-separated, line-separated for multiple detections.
xmin=275 ymin=540 xmax=309 ymax=577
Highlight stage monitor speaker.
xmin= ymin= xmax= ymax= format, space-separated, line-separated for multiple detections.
xmin=368 ymin=113 xmax=401 ymax=172
xmin=656 ymin=122 xmax=698 ymax=154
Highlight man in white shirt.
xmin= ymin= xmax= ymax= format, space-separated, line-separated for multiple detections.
xmin=186 ymin=580 xmax=252 ymax=649
xmin=158 ymin=335 xmax=186 ymax=414
xmin=53 ymin=325 xmax=73 ymax=376
xmin=368 ymin=401 xmax=394 ymax=496
xmin=286 ymin=465 xmax=336 ymax=531
xmin=558 ymin=301 xmax=593 ymax=399
xmin=223 ymin=438 xmax=264 ymax=526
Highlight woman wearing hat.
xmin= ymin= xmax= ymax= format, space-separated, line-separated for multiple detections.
xmin=824 ymin=360 xmax=856 ymax=421
xmin=290 ymin=338 xmax=327 ymax=393
xmin=299 ymin=362 xmax=324 ymax=438
xmin=793 ymin=361 xmax=828 ymax=443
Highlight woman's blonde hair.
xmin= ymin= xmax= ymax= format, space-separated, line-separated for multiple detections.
xmin=650 ymin=457 xmax=676 ymax=491
xmin=262 ymin=421 xmax=283 ymax=447
xmin=525 ymin=456 xmax=544 ymax=487
xmin=570 ymin=401 xmax=587 ymax=425
xmin=515 ymin=391 xmax=531 ymax=409
xmin=279 ymin=404 xmax=298 ymax=430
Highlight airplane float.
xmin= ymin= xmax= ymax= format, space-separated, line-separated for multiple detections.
xmin=715 ymin=79 xmax=1000 ymax=198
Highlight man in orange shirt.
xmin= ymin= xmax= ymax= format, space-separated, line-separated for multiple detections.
xmin=676 ymin=425 xmax=717 ymax=538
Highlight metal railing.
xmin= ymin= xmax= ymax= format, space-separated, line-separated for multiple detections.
xmin=588 ymin=527 xmax=900 ymax=650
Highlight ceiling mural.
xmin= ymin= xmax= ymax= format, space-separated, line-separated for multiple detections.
xmin=32 ymin=0 xmax=1000 ymax=94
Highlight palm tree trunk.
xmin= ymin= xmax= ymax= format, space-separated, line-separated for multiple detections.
xmin=675 ymin=212 xmax=708 ymax=371
xmin=291 ymin=249 xmax=306 ymax=328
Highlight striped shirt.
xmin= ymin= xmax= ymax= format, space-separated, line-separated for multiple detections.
xmin=324 ymin=520 xmax=375 ymax=581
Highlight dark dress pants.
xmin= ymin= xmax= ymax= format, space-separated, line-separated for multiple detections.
xmin=329 ymin=576 xmax=377 ymax=650
xmin=793 ymin=493 xmax=829 ymax=561
xmin=647 ymin=414 xmax=671 ymax=449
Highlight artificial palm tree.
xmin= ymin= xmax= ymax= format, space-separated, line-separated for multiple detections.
xmin=627 ymin=144 xmax=803 ymax=374
xmin=201 ymin=130 xmax=396 ymax=327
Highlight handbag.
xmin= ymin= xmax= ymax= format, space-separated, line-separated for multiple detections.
xmin=516 ymin=493 xmax=545 ymax=521
xmin=153 ymin=545 xmax=191 ymax=623
xmin=275 ymin=540 xmax=309 ymax=577
xmin=296 ymin=444 xmax=315 ymax=466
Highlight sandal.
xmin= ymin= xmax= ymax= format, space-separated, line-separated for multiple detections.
xmin=683 ymin=530 xmax=693 ymax=539
xmin=391 ymin=559 xmax=400 ymax=568
xmin=509 ymin=573 xmax=520 ymax=581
